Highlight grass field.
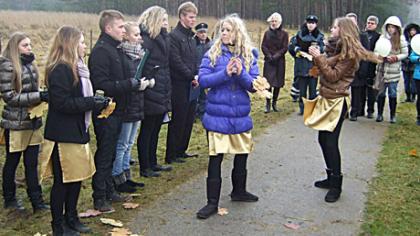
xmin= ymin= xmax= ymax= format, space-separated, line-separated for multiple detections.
xmin=0 ymin=10 xmax=298 ymax=235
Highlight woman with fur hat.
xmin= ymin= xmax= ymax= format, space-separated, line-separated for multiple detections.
xmin=375 ymin=16 xmax=408 ymax=123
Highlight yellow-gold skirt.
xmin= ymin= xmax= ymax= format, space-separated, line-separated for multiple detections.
xmin=9 ymin=129 xmax=43 ymax=153
xmin=208 ymin=131 xmax=253 ymax=156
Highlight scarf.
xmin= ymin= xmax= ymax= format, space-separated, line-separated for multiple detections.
xmin=119 ymin=41 xmax=144 ymax=60
xmin=20 ymin=53 xmax=35 ymax=65
xmin=77 ymin=58 xmax=93 ymax=131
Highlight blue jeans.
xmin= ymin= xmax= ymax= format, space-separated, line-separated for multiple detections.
xmin=377 ymin=81 xmax=398 ymax=98
xmin=112 ymin=121 xmax=140 ymax=177
xmin=298 ymin=76 xmax=318 ymax=113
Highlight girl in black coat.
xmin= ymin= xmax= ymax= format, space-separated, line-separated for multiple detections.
xmin=44 ymin=26 xmax=108 ymax=235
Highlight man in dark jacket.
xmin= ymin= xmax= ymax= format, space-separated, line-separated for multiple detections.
xmin=165 ymin=2 xmax=199 ymax=164
xmin=346 ymin=13 xmax=370 ymax=121
xmin=88 ymin=10 xmax=146 ymax=212
xmin=194 ymin=22 xmax=211 ymax=120
xmin=364 ymin=15 xmax=381 ymax=118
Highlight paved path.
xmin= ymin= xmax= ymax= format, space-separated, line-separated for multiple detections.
xmin=129 ymin=113 xmax=388 ymax=236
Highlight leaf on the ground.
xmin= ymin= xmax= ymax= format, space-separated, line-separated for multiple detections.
xmin=129 ymin=193 xmax=142 ymax=198
xmin=408 ymin=149 xmax=417 ymax=157
xmin=123 ymin=202 xmax=139 ymax=209
xmin=79 ymin=209 xmax=102 ymax=218
xmin=34 ymin=233 xmax=47 ymax=236
xmin=109 ymin=227 xmax=132 ymax=236
xmin=28 ymin=102 xmax=48 ymax=119
xmin=284 ymin=223 xmax=300 ymax=230
xmin=100 ymin=218 xmax=123 ymax=227
xmin=217 ymin=207 xmax=229 ymax=216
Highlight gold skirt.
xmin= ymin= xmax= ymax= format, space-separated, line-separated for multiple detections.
xmin=9 ymin=129 xmax=43 ymax=153
xmin=303 ymin=96 xmax=350 ymax=132
xmin=208 ymin=131 xmax=253 ymax=156
xmin=39 ymin=139 xmax=96 ymax=183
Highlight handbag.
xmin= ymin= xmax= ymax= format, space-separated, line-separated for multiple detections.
xmin=373 ymin=63 xmax=385 ymax=93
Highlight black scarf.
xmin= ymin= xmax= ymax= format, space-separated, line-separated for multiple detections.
xmin=20 ymin=53 xmax=35 ymax=65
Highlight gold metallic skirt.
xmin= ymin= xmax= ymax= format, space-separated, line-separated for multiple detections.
xmin=208 ymin=131 xmax=253 ymax=156
xmin=303 ymin=96 xmax=350 ymax=132
xmin=9 ymin=129 xmax=43 ymax=153
xmin=39 ymin=139 xmax=96 ymax=183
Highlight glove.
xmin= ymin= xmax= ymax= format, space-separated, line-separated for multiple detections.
xmin=93 ymin=96 xmax=109 ymax=112
xmin=148 ymin=78 xmax=155 ymax=88
xmin=40 ymin=91 xmax=49 ymax=102
xmin=139 ymin=77 xmax=149 ymax=91
xmin=130 ymin=78 xmax=141 ymax=91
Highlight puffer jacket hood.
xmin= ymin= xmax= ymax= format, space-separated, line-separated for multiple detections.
xmin=404 ymin=23 xmax=420 ymax=41
xmin=382 ymin=16 xmax=403 ymax=37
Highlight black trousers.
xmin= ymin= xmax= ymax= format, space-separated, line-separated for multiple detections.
xmin=207 ymin=154 xmax=248 ymax=179
xmin=318 ymin=103 xmax=347 ymax=176
xmin=165 ymin=97 xmax=196 ymax=161
xmin=2 ymin=129 xmax=41 ymax=202
xmin=138 ymin=114 xmax=164 ymax=172
xmin=92 ymin=115 xmax=122 ymax=201
xmin=350 ymin=86 xmax=365 ymax=117
xmin=50 ymin=143 xmax=81 ymax=225
xmin=416 ymin=80 xmax=420 ymax=119
xmin=366 ymin=78 xmax=377 ymax=114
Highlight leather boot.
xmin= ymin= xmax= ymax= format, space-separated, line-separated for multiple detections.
xmin=272 ymin=100 xmax=279 ymax=112
xmin=272 ymin=88 xmax=280 ymax=112
xmin=389 ymin=97 xmax=397 ymax=123
xmin=314 ymin=169 xmax=332 ymax=189
xmin=196 ymin=178 xmax=221 ymax=219
xmin=325 ymin=174 xmax=342 ymax=203
xmin=230 ymin=169 xmax=259 ymax=202
xmin=376 ymin=96 xmax=385 ymax=122
xmin=264 ymin=99 xmax=271 ymax=113
xmin=65 ymin=213 xmax=91 ymax=233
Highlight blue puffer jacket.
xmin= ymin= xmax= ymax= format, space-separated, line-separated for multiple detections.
xmin=198 ymin=45 xmax=259 ymax=134
xmin=410 ymin=51 xmax=420 ymax=80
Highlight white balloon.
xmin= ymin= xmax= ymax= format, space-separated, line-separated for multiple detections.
xmin=375 ymin=37 xmax=392 ymax=57
xmin=411 ymin=34 xmax=420 ymax=55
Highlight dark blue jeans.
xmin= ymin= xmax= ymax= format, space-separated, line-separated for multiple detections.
xmin=298 ymin=76 xmax=318 ymax=113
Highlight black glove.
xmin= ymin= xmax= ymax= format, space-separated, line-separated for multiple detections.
xmin=40 ymin=91 xmax=49 ymax=102
xmin=130 ymin=78 xmax=141 ymax=91
xmin=93 ymin=96 xmax=109 ymax=112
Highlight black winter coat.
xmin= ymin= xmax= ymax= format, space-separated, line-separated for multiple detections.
xmin=123 ymin=55 xmax=144 ymax=122
xmin=141 ymin=27 xmax=171 ymax=115
xmin=88 ymin=33 xmax=133 ymax=117
xmin=169 ymin=22 xmax=198 ymax=103
xmin=351 ymin=32 xmax=370 ymax=87
xmin=366 ymin=30 xmax=381 ymax=78
xmin=44 ymin=64 xmax=95 ymax=144
xmin=194 ymin=36 xmax=211 ymax=68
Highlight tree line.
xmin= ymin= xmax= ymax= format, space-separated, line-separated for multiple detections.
xmin=0 ymin=0 xmax=415 ymax=29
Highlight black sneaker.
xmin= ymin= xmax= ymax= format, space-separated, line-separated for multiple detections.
xmin=116 ymin=182 xmax=137 ymax=193
xmin=126 ymin=179 xmax=145 ymax=188
xmin=93 ymin=199 xmax=114 ymax=213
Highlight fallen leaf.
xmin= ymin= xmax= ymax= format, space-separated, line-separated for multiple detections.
xmin=123 ymin=202 xmax=139 ymax=209
xmin=110 ymin=227 xmax=132 ymax=236
xmin=409 ymin=149 xmax=417 ymax=157
xmin=129 ymin=193 xmax=142 ymax=198
xmin=79 ymin=209 xmax=102 ymax=218
xmin=100 ymin=218 xmax=123 ymax=227
xmin=34 ymin=233 xmax=47 ymax=236
xmin=28 ymin=102 xmax=48 ymax=119
xmin=217 ymin=207 xmax=229 ymax=216
xmin=284 ymin=223 xmax=300 ymax=230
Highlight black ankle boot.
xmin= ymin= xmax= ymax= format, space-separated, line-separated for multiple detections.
xmin=65 ymin=214 xmax=91 ymax=233
xmin=197 ymin=178 xmax=221 ymax=219
xmin=230 ymin=169 xmax=258 ymax=202
xmin=272 ymin=100 xmax=279 ymax=112
xmin=264 ymin=99 xmax=271 ymax=113
xmin=376 ymin=96 xmax=385 ymax=122
xmin=314 ymin=169 xmax=332 ymax=189
xmin=29 ymin=189 xmax=50 ymax=213
xmin=325 ymin=174 xmax=342 ymax=203
xmin=51 ymin=221 xmax=64 ymax=236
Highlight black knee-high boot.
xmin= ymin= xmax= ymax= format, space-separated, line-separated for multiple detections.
xmin=272 ymin=88 xmax=280 ymax=112
xmin=376 ymin=96 xmax=385 ymax=122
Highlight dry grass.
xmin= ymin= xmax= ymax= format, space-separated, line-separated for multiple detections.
xmin=0 ymin=10 xmax=298 ymax=235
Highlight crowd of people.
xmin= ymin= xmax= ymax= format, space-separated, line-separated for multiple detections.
xmin=0 ymin=1 xmax=419 ymax=235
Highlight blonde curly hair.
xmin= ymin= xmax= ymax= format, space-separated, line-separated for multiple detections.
xmin=207 ymin=14 xmax=255 ymax=71
xmin=138 ymin=6 xmax=167 ymax=39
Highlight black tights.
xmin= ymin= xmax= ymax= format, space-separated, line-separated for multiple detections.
xmin=270 ymin=87 xmax=280 ymax=101
xmin=2 ymin=129 xmax=41 ymax=201
xmin=50 ymin=144 xmax=81 ymax=225
xmin=207 ymin=154 xmax=248 ymax=179
xmin=318 ymin=103 xmax=348 ymax=176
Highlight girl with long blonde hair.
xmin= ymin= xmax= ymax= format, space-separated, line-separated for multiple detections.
xmin=307 ymin=17 xmax=382 ymax=203
xmin=197 ymin=14 xmax=259 ymax=219
xmin=44 ymin=26 xmax=108 ymax=235
xmin=0 ymin=32 xmax=49 ymax=212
